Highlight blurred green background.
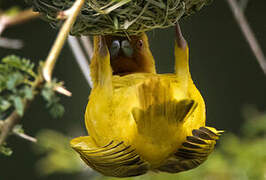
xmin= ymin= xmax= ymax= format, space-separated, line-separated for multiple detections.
xmin=0 ymin=0 xmax=266 ymax=180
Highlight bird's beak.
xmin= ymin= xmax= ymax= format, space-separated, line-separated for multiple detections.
xmin=121 ymin=40 xmax=133 ymax=58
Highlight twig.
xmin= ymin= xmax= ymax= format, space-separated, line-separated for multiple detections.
xmin=68 ymin=36 xmax=93 ymax=87
xmin=80 ymin=36 xmax=94 ymax=59
xmin=0 ymin=9 xmax=39 ymax=36
xmin=13 ymin=131 xmax=37 ymax=143
xmin=0 ymin=111 xmax=20 ymax=145
xmin=0 ymin=0 xmax=85 ymax=147
xmin=0 ymin=9 xmax=38 ymax=49
xmin=54 ymin=85 xmax=72 ymax=96
xmin=0 ymin=120 xmax=37 ymax=143
xmin=42 ymin=0 xmax=86 ymax=82
xmin=226 ymin=0 xmax=266 ymax=74
xmin=0 ymin=78 xmax=42 ymax=146
xmin=0 ymin=37 xmax=23 ymax=49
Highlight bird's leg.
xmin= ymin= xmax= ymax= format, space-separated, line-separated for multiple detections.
xmin=174 ymin=23 xmax=191 ymax=89
xmin=90 ymin=35 xmax=112 ymax=87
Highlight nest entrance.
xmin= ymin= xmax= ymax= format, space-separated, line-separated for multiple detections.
xmin=26 ymin=0 xmax=212 ymax=36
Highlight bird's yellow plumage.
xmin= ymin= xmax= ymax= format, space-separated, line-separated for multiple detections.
xmin=70 ymin=23 xmax=223 ymax=177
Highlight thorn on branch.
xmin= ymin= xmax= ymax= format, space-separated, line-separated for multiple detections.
xmin=13 ymin=131 xmax=37 ymax=143
xmin=54 ymin=85 xmax=72 ymax=97
xmin=12 ymin=124 xmax=37 ymax=143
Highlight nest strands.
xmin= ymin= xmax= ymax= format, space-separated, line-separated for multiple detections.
xmin=26 ymin=0 xmax=212 ymax=36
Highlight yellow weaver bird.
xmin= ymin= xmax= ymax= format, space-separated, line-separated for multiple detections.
xmin=70 ymin=23 xmax=223 ymax=177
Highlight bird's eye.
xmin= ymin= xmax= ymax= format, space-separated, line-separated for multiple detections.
xmin=136 ymin=40 xmax=143 ymax=49
xmin=110 ymin=40 xmax=120 ymax=58
xmin=121 ymin=40 xmax=133 ymax=57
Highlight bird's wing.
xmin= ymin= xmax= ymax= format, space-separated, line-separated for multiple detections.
xmin=157 ymin=126 xmax=223 ymax=173
xmin=70 ymin=136 xmax=149 ymax=177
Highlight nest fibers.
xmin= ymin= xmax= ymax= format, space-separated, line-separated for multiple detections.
xmin=26 ymin=0 xmax=212 ymax=36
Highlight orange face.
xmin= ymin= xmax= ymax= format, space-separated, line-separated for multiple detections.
xmin=105 ymin=34 xmax=156 ymax=76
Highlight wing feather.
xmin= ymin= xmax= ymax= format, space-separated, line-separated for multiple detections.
xmin=71 ymin=137 xmax=149 ymax=177
xmin=157 ymin=126 xmax=223 ymax=173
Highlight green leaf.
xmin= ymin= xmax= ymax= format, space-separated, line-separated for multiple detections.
xmin=41 ymin=81 xmax=65 ymax=118
xmin=12 ymin=96 xmax=24 ymax=116
xmin=13 ymin=124 xmax=25 ymax=134
xmin=21 ymin=86 xmax=34 ymax=100
xmin=2 ymin=55 xmax=36 ymax=77
xmin=49 ymin=103 xmax=64 ymax=118
xmin=41 ymin=86 xmax=54 ymax=102
xmin=0 ymin=98 xmax=11 ymax=111
xmin=0 ymin=145 xmax=13 ymax=156
xmin=6 ymin=72 xmax=24 ymax=90
xmin=0 ymin=55 xmax=37 ymax=117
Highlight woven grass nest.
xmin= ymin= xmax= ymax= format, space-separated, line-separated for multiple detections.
xmin=26 ymin=0 xmax=212 ymax=36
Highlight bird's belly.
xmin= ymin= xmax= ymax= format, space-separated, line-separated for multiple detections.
xmin=132 ymin=132 xmax=186 ymax=167
xmin=86 ymin=102 xmax=187 ymax=167
xmin=85 ymin=75 xmax=205 ymax=167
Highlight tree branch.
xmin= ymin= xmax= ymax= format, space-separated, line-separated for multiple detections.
xmin=0 ymin=0 xmax=85 ymax=147
xmin=226 ymin=0 xmax=266 ymax=74
xmin=0 ymin=77 xmax=41 ymax=146
xmin=0 ymin=111 xmax=20 ymax=145
xmin=0 ymin=9 xmax=39 ymax=36
xmin=80 ymin=36 xmax=94 ymax=60
xmin=0 ymin=37 xmax=23 ymax=49
xmin=68 ymin=36 xmax=93 ymax=87
xmin=0 ymin=9 xmax=39 ymax=49
xmin=42 ymin=0 xmax=86 ymax=82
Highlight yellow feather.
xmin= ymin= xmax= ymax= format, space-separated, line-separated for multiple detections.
xmin=70 ymin=24 xmax=222 ymax=177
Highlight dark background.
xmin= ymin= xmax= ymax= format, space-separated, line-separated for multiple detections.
xmin=0 ymin=0 xmax=266 ymax=179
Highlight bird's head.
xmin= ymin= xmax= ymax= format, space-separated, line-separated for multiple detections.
xmin=104 ymin=33 xmax=156 ymax=76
